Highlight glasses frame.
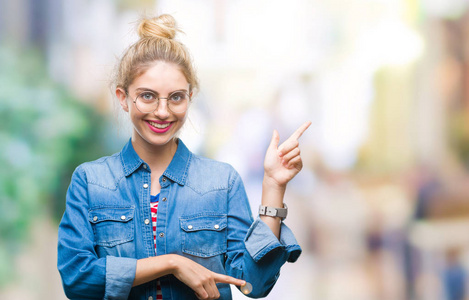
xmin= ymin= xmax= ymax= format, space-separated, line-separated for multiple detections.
xmin=132 ymin=89 xmax=192 ymax=114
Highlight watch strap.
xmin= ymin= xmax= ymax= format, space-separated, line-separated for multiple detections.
xmin=258 ymin=203 xmax=288 ymax=220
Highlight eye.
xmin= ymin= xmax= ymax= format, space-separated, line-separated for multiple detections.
xmin=140 ymin=92 xmax=156 ymax=102
xmin=169 ymin=91 xmax=187 ymax=102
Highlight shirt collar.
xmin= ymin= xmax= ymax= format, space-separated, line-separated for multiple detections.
xmin=163 ymin=139 xmax=192 ymax=186
xmin=120 ymin=138 xmax=192 ymax=186
xmin=120 ymin=138 xmax=145 ymax=176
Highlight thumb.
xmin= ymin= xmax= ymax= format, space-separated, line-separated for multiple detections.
xmin=269 ymin=129 xmax=280 ymax=150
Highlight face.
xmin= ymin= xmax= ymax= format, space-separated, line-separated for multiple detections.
xmin=117 ymin=61 xmax=191 ymax=149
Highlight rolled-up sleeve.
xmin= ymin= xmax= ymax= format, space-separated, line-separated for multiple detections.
xmin=105 ymin=256 xmax=137 ymax=299
xmin=57 ymin=166 xmax=137 ymax=300
xmin=244 ymin=217 xmax=301 ymax=263
xmin=224 ymin=169 xmax=302 ymax=298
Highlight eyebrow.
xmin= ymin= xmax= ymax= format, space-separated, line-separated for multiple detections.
xmin=134 ymin=87 xmax=189 ymax=94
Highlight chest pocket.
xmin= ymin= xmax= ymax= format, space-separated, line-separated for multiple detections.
xmin=89 ymin=207 xmax=135 ymax=247
xmin=180 ymin=214 xmax=227 ymax=257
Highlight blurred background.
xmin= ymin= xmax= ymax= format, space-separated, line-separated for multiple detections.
xmin=1 ymin=0 xmax=469 ymax=299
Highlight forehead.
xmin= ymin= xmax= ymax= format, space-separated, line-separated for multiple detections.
xmin=131 ymin=61 xmax=188 ymax=93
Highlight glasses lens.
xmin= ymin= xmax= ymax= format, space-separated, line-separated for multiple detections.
xmin=135 ymin=91 xmax=190 ymax=114
xmin=135 ymin=92 xmax=158 ymax=113
xmin=167 ymin=91 xmax=189 ymax=113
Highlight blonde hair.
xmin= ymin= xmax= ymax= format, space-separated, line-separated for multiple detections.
xmin=114 ymin=14 xmax=199 ymax=95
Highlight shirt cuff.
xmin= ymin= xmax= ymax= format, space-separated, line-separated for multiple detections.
xmin=105 ymin=256 xmax=137 ymax=299
xmin=244 ymin=217 xmax=302 ymax=263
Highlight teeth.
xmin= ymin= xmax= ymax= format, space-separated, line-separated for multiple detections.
xmin=148 ymin=121 xmax=170 ymax=129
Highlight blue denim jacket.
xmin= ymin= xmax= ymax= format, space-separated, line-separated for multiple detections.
xmin=57 ymin=139 xmax=301 ymax=300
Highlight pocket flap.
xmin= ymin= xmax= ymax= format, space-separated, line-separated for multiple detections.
xmin=89 ymin=207 xmax=134 ymax=224
xmin=180 ymin=214 xmax=227 ymax=232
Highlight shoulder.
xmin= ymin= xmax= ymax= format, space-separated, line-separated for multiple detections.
xmin=186 ymin=153 xmax=241 ymax=192
xmin=73 ymin=152 xmax=124 ymax=190
xmin=190 ymin=154 xmax=236 ymax=175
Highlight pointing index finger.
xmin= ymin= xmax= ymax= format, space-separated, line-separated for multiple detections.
xmin=214 ymin=273 xmax=245 ymax=287
xmin=290 ymin=121 xmax=312 ymax=140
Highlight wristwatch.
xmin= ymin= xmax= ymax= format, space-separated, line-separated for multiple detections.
xmin=258 ymin=203 xmax=288 ymax=220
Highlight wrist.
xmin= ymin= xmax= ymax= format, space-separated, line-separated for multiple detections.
xmin=259 ymin=203 xmax=288 ymax=220
xmin=263 ymin=174 xmax=287 ymax=192
xmin=261 ymin=176 xmax=286 ymax=209
xmin=167 ymin=254 xmax=180 ymax=275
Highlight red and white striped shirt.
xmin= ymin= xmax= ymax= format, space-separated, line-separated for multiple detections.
xmin=150 ymin=194 xmax=163 ymax=300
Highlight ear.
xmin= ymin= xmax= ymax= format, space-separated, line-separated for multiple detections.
xmin=116 ymin=87 xmax=129 ymax=112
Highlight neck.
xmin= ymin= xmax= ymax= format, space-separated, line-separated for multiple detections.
xmin=131 ymin=136 xmax=178 ymax=173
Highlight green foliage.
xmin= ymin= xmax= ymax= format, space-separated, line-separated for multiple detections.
xmin=0 ymin=45 xmax=114 ymax=286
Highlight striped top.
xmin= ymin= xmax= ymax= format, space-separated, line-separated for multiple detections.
xmin=150 ymin=194 xmax=163 ymax=300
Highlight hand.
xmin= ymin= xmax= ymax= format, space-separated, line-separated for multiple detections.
xmin=264 ymin=121 xmax=311 ymax=188
xmin=170 ymin=255 xmax=245 ymax=299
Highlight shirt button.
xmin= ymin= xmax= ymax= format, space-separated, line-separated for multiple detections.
xmin=148 ymin=296 xmax=153 ymax=300
xmin=144 ymin=219 xmax=150 ymax=225
xmin=214 ymin=224 xmax=220 ymax=229
xmin=162 ymin=197 xmax=167 ymax=202
xmin=159 ymin=232 xmax=165 ymax=238
xmin=143 ymin=164 xmax=147 ymax=169
xmin=93 ymin=216 xmax=98 ymax=221
xmin=143 ymin=183 xmax=149 ymax=189
xmin=121 ymin=215 xmax=126 ymax=220
xmin=188 ymin=225 xmax=193 ymax=229
xmin=162 ymin=177 xmax=166 ymax=182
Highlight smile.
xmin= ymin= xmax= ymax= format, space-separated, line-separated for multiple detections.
xmin=148 ymin=121 xmax=170 ymax=129
xmin=146 ymin=120 xmax=173 ymax=134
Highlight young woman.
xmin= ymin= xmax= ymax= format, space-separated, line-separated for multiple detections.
xmin=57 ymin=14 xmax=311 ymax=300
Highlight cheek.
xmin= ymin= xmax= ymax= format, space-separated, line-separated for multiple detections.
xmin=180 ymin=109 xmax=190 ymax=121
xmin=128 ymin=107 xmax=145 ymax=124
xmin=178 ymin=113 xmax=189 ymax=128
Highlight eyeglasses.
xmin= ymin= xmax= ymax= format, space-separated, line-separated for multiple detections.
xmin=133 ymin=90 xmax=191 ymax=114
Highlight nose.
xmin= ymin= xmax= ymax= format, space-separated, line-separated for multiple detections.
xmin=153 ymin=98 xmax=170 ymax=118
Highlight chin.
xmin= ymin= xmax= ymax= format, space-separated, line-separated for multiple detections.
xmin=133 ymin=129 xmax=174 ymax=147
xmin=148 ymin=136 xmax=177 ymax=146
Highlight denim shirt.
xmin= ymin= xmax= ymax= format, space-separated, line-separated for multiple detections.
xmin=57 ymin=139 xmax=301 ymax=300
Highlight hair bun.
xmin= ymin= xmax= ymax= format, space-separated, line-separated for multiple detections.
xmin=137 ymin=14 xmax=178 ymax=39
